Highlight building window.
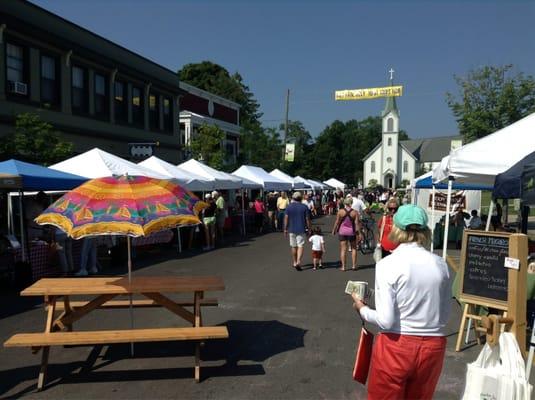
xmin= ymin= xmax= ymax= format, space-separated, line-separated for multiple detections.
xmin=387 ymin=157 xmax=392 ymax=163
xmin=149 ymin=93 xmax=159 ymax=130
xmin=40 ymin=55 xmax=59 ymax=106
xmin=6 ymin=42 xmax=28 ymax=96
xmin=132 ymin=86 xmax=143 ymax=126
xmin=371 ymin=161 xmax=375 ymax=173
xmin=387 ymin=138 xmax=392 ymax=146
xmin=163 ymin=97 xmax=172 ymax=132
xmin=387 ymin=117 xmax=394 ymax=132
xmin=114 ymin=81 xmax=127 ymax=122
xmin=72 ymin=66 xmax=87 ymax=113
xmin=403 ymin=160 xmax=408 ymax=173
xmin=94 ymin=73 xmax=108 ymax=118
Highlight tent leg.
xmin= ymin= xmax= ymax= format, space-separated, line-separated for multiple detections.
xmin=127 ymin=236 xmax=134 ymax=357
xmin=430 ymin=185 xmax=436 ymax=252
xmin=18 ymin=191 xmax=27 ymax=262
xmin=442 ymin=178 xmax=453 ymax=260
xmin=485 ymin=200 xmax=494 ymax=232
xmin=241 ymin=189 xmax=246 ymax=237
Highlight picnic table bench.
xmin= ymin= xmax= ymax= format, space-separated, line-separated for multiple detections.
xmin=3 ymin=276 xmax=228 ymax=390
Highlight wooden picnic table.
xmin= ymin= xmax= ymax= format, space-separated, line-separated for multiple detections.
xmin=4 ymin=276 xmax=228 ymax=390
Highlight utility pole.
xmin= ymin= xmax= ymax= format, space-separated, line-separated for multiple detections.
xmin=282 ymin=88 xmax=290 ymax=164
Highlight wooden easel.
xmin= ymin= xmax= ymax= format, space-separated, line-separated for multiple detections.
xmin=456 ymin=232 xmax=527 ymax=355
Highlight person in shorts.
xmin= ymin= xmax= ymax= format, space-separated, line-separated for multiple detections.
xmin=283 ymin=192 xmax=311 ymax=271
xmin=201 ymin=193 xmax=217 ymax=251
xmin=331 ymin=196 xmax=361 ymax=271
xmin=308 ymin=226 xmax=325 ymax=270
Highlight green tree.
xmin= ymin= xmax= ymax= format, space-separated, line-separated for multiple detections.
xmin=178 ymin=61 xmax=262 ymax=128
xmin=446 ymin=65 xmax=535 ymax=143
xmin=239 ymin=125 xmax=282 ymax=171
xmin=0 ymin=113 xmax=73 ymax=165
xmin=189 ymin=124 xmax=225 ymax=170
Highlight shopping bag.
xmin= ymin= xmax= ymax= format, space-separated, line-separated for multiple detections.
xmin=352 ymin=325 xmax=374 ymax=384
xmin=462 ymin=333 xmax=532 ymax=400
xmin=373 ymin=245 xmax=382 ymax=263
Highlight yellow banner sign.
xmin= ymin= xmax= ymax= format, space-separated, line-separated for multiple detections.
xmin=335 ymin=85 xmax=403 ymax=101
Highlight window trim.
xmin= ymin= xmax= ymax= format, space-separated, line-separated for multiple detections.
xmin=403 ymin=160 xmax=409 ymax=173
xmin=39 ymin=52 xmax=61 ymax=108
xmin=71 ymin=64 xmax=89 ymax=115
xmin=114 ymin=80 xmax=127 ymax=123
xmin=149 ymin=91 xmax=160 ymax=130
xmin=371 ymin=161 xmax=376 ymax=173
xmin=131 ymin=85 xmax=144 ymax=127
xmin=93 ymin=71 xmax=109 ymax=119
xmin=5 ymin=40 xmax=29 ymax=99
xmin=162 ymin=96 xmax=173 ymax=133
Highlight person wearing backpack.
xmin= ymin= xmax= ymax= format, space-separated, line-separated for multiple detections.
xmin=331 ymin=197 xmax=361 ymax=271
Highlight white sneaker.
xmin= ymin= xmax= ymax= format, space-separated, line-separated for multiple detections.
xmin=88 ymin=268 xmax=98 ymax=275
xmin=75 ymin=270 xmax=88 ymax=276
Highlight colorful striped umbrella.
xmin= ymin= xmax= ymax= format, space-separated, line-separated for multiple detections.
xmin=35 ymin=175 xmax=206 ymax=239
xmin=35 ymin=175 xmax=206 ymax=356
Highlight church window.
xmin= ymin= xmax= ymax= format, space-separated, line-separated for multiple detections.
xmin=387 ymin=117 xmax=394 ymax=132
xmin=387 ymin=138 xmax=392 ymax=146
xmin=387 ymin=157 xmax=392 ymax=163
xmin=371 ymin=161 xmax=375 ymax=173
xmin=403 ymin=160 xmax=408 ymax=173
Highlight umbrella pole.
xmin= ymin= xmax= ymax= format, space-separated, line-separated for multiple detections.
xmin=442 ymin=178 xmax=453 ymax=260
xmin=127 ymin=236 xmax=134 ymax=356
xmin=177 ymin=226 xmax=182 ymax=253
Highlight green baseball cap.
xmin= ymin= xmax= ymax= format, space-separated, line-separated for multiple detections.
xmin=393 ymin=204 xmax=428 ymax=230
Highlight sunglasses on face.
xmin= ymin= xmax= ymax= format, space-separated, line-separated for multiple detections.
xmin=388 ymin=207 xmax=398 ymax=211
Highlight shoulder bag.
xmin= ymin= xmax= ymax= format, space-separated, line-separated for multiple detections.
xmin=352 ymin=320 xmax=375 ymax=384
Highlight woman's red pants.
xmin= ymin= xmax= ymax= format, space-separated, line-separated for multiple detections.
xmin=367 ymin=333 xmax=446 ymax=400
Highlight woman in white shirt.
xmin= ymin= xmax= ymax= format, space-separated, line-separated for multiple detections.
xmin=351 ymin=204 xmax=451 ymax=400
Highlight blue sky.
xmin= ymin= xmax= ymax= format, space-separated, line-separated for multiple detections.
xmin=31 ymin=0 xmax=535 ymax=139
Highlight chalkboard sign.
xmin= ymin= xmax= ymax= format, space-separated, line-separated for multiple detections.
xmin=460 ymin=230 xmax=511 ymax=309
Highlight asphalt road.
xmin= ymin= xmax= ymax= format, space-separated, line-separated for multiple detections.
xmin=0 ymin=215 xmax=522 ymax=399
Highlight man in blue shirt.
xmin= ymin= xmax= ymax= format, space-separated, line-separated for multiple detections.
xmin=283 ymin=192 xmax=311 ymax=271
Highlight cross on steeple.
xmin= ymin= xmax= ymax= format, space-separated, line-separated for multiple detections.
xmin=389 ymin=68 xmax=395 ymax=82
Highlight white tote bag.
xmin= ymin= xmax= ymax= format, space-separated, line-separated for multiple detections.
xmin=373 ymin=216 xmax=386 ymax=263
xmin=462 ymin=332 xmax=532 ymax=400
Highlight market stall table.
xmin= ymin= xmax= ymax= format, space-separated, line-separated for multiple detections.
xmin=4 ymin=276 xmax=228 ymax=390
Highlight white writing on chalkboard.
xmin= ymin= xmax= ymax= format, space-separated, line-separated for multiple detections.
xmin=463 ymin=234 xmax=509 ymax=301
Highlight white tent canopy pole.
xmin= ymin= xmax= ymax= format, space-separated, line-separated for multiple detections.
xmin=442 ymin=178 xmax=453 ymax=260
xmin=486 ymin=200 xmax=494 ymax=231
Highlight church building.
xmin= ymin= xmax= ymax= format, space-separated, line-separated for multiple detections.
xmin=363 ymin=88 xmax=462 ymax=189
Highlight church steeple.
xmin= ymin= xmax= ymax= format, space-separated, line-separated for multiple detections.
xmin=382 ymin=68 xmax=399 ymax=117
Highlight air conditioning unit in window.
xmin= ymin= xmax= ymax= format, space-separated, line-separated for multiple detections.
xmin=8 ymin=81 xmax=28 ymax=95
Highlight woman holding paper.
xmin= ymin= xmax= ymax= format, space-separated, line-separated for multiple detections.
xmin=351 ymin=204 xmax=451 ymax=400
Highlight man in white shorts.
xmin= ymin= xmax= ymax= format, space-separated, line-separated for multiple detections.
xmin=284 ymin=192 xmax=311 ymax=271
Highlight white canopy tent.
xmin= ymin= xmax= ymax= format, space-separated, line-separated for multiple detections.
xmin=50 ymin=148 xmax=168 ymax=179
xmin=177 ymin=159 xmax=243 ymax=190
xmin=232 ymin=165 xmax=293 ymax=191
xmin=138 ymin=156 xmax=213 ymax=191
xmin=432 ymin=112 xmax=535 ymax=259
xmin=293 ymin=176 xmax=312 ymax=189
xmin=308 ymin=179 xmax=330 ymax=190
xmin=433 ymin=112 xmax=535 ymax=186
xmin=269 ymin=168 xmax=305 ymax=189
xmin=323 ymin=178 xmax=346 ymax=190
